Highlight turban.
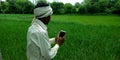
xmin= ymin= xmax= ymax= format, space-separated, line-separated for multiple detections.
xmin=34 ymin=6 xmax=53 ymax=18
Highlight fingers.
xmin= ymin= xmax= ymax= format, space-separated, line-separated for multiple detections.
xmin=55 ymin=32 xmax=66 ymax=46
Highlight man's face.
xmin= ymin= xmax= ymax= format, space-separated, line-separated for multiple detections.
xmin=44 ymin=16 xmax=51 ymax=24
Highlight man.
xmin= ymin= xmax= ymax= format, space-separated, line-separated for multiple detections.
xmin=27 ymin=2 xmax=65 ymax=60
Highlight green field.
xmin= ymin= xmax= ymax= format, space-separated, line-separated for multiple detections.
xmin=0 ymin=14 xmax=120 ymax=60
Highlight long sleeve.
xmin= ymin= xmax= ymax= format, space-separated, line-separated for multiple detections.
xmin=36 ymin=32 xmax=59 ymax=60
xmin=49 ymin=44 xmax=59 ymax=59
xmin=49 ymin=38 xmax=55 ymax=44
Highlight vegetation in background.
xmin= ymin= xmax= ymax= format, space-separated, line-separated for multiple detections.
xmin=0 ymin=14 xmax=120 ymax=60
xmin=0 ymin=0 xmax=34 ymax=14
xmin=0 ymin=0 xmax=120 ymax=15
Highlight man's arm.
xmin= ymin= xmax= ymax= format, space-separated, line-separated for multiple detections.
xmin=30 ymin=31 xmax=64 ymax=60
xmin=49 ymin=35 xmax=65 ymax=58
xmin=49 ymin=38 xmax=55 ymax=44
xmin=37 ymin=32 xmax=60 ymax=59
xmin=49 ymin=44 xmax=59 ymax=59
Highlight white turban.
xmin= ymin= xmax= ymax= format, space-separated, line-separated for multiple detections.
xmin=34 ymin=6 xmax=53 ymax=18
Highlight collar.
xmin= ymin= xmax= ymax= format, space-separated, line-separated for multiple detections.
xmin=34 ymin=18 xmax=47 ymax=30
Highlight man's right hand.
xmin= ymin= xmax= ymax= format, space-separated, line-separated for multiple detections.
xmin=55 ymin=34 xmax=65 ymax=46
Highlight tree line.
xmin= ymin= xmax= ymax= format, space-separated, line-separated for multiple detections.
xmin=0 ymin=0 xmax=120 ymax=15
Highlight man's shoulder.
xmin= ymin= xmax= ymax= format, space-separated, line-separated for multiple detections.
xmin=28 ymin=26 xmax=47 ymax=35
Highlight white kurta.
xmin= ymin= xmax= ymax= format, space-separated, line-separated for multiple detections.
xmin=27 ymin=19 xmax=59 ymax=60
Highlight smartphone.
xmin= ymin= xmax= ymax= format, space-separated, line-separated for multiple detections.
xmin=59 ymin=30 xmax=66 ymax=37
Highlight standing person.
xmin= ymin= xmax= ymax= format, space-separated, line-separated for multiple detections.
xmin=27 ymin=1 xmax=65 ymax=60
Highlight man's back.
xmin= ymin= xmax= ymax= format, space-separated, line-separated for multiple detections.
xmin=27 ymin=19 xmax=51 ymax=60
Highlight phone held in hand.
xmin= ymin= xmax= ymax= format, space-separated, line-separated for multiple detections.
xmin=59 ymin=30 xmax=66 ymax=37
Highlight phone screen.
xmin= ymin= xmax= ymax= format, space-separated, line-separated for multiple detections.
xmin=59 ymin=31 xmax=65 ymax=37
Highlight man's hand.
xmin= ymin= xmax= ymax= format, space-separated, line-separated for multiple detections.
xmin=55 ymin=33 xmax=65 ymax=46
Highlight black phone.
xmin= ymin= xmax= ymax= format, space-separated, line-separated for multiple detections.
xmin=59 ymin=30 xmax=66 ymax=37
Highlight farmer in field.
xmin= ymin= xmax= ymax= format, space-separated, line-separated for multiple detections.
xmin=27 ymin=2 xmax=65 ymax=60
